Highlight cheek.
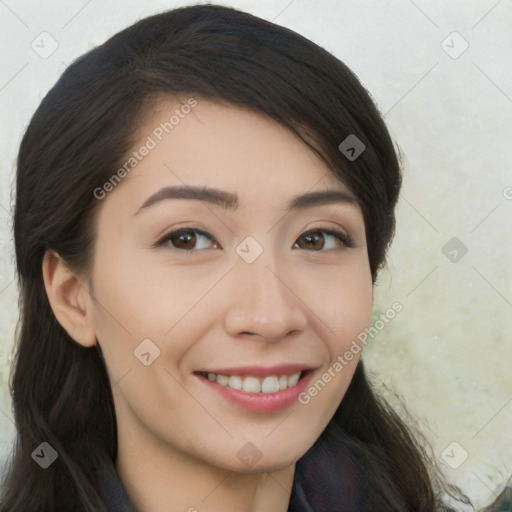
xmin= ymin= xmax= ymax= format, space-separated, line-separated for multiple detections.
xmin=88 ymin=242 xmax=221 ymax=385
xmin=309 ymin=258 xmax=373 ymax=360
xmin=311 ymin=272 xmax=372 ymax=393
xmin=88 ymin=239 xmax=164 ymax=382
xmin=289 ymin=256 xmax=372 ymax=410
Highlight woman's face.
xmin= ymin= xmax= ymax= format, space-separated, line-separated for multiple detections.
xmin=88 ymin=97 xmax=373 ymax=473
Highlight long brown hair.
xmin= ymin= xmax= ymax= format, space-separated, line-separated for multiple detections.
xmin=1 ymin=4 xmax=470 ymax=510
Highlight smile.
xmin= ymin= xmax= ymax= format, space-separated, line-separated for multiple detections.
xmin=194 ymin=367 xmax=315 ymax=413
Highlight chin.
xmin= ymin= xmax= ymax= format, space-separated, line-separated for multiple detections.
xmin=198 ymin=443 xmax=298 ymax=474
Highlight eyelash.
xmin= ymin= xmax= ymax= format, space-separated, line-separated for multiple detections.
xmin=153 ymin=226 xmax=355 ymax=254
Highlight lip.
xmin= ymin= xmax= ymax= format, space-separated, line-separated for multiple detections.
xmin=194 ymin=363 xmax=314 ymax=378
xmin=195 ymin=369 xmax=315 ymax=414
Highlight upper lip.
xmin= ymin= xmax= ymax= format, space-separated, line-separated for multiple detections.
xmin=195 ymin=363 xmax=315 ymax=378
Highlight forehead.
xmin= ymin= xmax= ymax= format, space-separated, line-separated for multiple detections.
xmin=100 ymin=97 xmax=354 ymax=215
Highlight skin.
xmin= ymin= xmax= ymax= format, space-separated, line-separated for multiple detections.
xmin=43 ymin=98 xmax=373 ymax=512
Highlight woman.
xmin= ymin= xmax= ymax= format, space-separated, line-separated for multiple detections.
xmin=1 ymin=4 xmax=473 ymax=511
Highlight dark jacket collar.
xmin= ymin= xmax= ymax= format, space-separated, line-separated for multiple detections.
xmin=99 ymin=459 xmax=137 ymax=512
xmin=99 ymin=421 xmax=364 ymax=512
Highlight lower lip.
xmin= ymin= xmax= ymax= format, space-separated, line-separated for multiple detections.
xmin=196 ymin=371 xmax=314 ymax=413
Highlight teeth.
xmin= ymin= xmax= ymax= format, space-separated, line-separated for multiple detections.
xmin=261 ymin=376 xmax=279 ymax=394
xmin=242 ymin=376 xmax=261 ymax=393
xmin=216 ymin=374 xmax=229 ymax=387
xmin=228 ymin=375 xmax=242 ymax=390
xmin=287 ymin=372 xmax=300 ymax=387
xmin=203 ymin=371 xmax=303 ymax=394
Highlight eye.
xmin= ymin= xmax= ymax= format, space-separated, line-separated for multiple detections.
xmin=153 ymin=226 xmax=354 ymax=254
xmin=153 ymin=227 xmax=219 ymax=253
xmin=294 ymin=228 xmax=355 ymax=251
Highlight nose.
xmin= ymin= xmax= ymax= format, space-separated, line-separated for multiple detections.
xmin=224 ymin=251 xmax=308 ymax=343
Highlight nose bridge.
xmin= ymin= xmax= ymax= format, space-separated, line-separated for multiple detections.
xmin=224 ymin=240 xmax=308 ymax=341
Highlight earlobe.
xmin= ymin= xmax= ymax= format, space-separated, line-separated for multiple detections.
xmin=42 ymin=250 xmax=97 ymax=348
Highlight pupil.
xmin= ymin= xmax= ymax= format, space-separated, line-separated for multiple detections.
xmin=176 ymin=231 xmax=195 ymax=249
xmin=304 ymin=231 xmax=323 ymax=249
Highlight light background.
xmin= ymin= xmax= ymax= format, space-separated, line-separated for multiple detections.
xmin=0 ymin=0 xmax=511 ymax=509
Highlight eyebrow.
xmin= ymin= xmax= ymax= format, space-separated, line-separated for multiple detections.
xmin=135 ymin=185 xmax=358 ymax=214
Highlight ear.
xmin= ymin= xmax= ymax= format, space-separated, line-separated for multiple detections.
xmin=42 ymin=249 xmax=97 ymax=348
